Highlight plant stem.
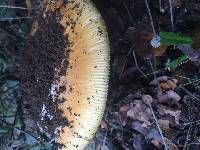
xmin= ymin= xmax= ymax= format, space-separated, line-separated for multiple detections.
xmin=159 ymin=0 xmax=162 ymax=12
xmin=168 ymin=0 xmax=174 ymax=30
xmin=144 ymin=0 xmax=156 ymax=35
xmin=147 ymin=99 xmax=168 ymax=150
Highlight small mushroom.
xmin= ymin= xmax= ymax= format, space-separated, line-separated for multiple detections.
xmin=25 ymin=0 xmax=110 ymax=149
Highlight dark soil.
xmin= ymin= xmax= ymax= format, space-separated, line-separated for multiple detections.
xmin=21 ymin=7 xmax=69 ymax=144
xmin=92 ymin=0 xmax=200 ymax=150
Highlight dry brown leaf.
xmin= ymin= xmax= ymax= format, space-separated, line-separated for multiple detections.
xmin=119 ymin=105 xmax=130 ymax=113
xmin=151 ymin=139 xmax=162 ymax=149
xmin=165 ymin=138 xmax=179 ymax=150
xmin=159 ymin=119 xmax=170 ymax=130
xmin=142 ymin=95 xmax=153 ymax=105
xmin=132 ymin=121 xmax=148 ymax=135
xmin=167 ymin=90 xmax=181 ymax=102
xmin=152 ymin=45 xmax=168 ymax=56
xmin=132 ymin=134 xmax=144 ymax=150
xmin=156 ymin=90 xmax=181 ymax=104
xmin=147 ymin=128 xmax=163 ymax=149
xmin=100 ymin=120 xmax=108 ymax=129
xmin=126 ymin=100 xmax=152 ymax=126
xmin=158 ymin=105 xmax=181 ymax=124
xmin=158 ymin=119 xmax=176 ymax=138
xmin=164 ymin=110 xmax=181 ymax=124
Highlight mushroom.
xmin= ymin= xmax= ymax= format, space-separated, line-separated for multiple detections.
xmin=22 ymin=0 xmax=110 ymax=149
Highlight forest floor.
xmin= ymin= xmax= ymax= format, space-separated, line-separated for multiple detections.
xmin=0 ymin=0 xmax=200 ymax=150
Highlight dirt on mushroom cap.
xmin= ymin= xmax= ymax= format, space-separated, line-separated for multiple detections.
xmin=21 ymin=5 xmax=70 ymax=148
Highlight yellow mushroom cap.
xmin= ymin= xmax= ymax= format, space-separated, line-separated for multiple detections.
xmin=42 ymin=0 xmax=110 ymax=149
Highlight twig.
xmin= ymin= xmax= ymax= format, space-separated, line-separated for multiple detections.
xmin=132 ymin=49 xmax=148 ymax=79
xmin=147 ymin=99 xmax=168 ymax=150
xmin=0 ymin=84 xmax=19 ymax=96
xmin=144 ymin=0 xmax=156 ymax=35
xmin=122 ymin=1 xmax=134 ymax=25
xmin=180 ymin=119 xmax=200 ymax=126
xmin=178 ymin=79 xmax=200 ymax=88
xmin=119 ymin=114 xmax=124 ymax=138
xmin=0 ymin=116 xmax=16 ymax=119
xmin=176 ymin=75 xmax=200 ymax=89
xmin=119 ymin=48 xmax=132 ymax=80
xmin=0 ymin=16 xmax=33 ymax=21
xmin=0 ymin=5 xmax=34 ymax=10
xmin=180 ymin=87 xmax=200 ymax=102
xmin=14 ymin=127 xmax=40 ymax=141
xmin=102 ymin=130 xmax=108 ymax=147
xmin=147 ymin=58 xmax=162 ymax=91
xmin=175 ymin=75 xmax=198 ymax=81
xmin=143 ymin=68 xmax=167 ymax=77
xmin=119 ymin=44 xmax=148 ymax=80
xmin=159 ymin=0 xmax=162 ymax=12
xmin=168 ymin=0 xmax=174 ymax=30
xmin=183 ymin=124 xmax=192 ymax=150
xmin=187 ymin=142 xmax=200 ymax=148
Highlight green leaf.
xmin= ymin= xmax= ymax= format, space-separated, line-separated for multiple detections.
xmin=0 ymin=0 xmax=4 ymax=5
xmin=30 ymin=146 xmax=41 ymax=150
xmin=5 ymin=116 xmax=15 ymax=124
xmin=0 ymin=0 xmax=16 ymax=18
xmin=0 ymin=127 xmax=11 ymax=133
xmin=165 ymin=54 xmax=189 ymax=70
xmin=20 ymin=23 xmax=31 ymax=33
xmin=14 ymin=118 xmax=23 ymax=129
xmin=25 ymin=134 xmax=38 ymax=145
xmin=160 ymin=32 xmax=193 ymax=45
xmin=6 ymin=80 xmax=19 ymax=88
xmin=44 ymin=142 xmax=52 ymax=150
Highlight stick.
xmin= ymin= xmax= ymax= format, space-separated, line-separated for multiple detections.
xmin=0 ymin=16 xmax=32 ymax=21
xmin=144 ymin=0 xmax=156 ymax=35
xmin=0 ymin=5 xmax=37 ymax=10
xmin=147 ymin=99 xmax=168 ymax=150
xmin=168 ymin=0 xmax=174 ymax=30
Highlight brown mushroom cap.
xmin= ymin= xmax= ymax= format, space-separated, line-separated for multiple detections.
xmin=41 ymin=0 xmax=109 ymax=149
